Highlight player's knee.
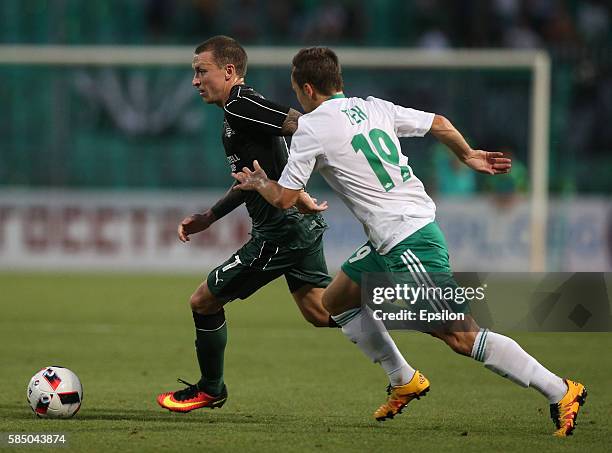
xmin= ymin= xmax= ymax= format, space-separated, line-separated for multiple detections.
xmin=189 ymin=292 xmax=222 ymax=315
xmin=189 ymin=292 xmax=204 ymax=312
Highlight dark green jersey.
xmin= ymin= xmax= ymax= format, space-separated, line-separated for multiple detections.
xmin=222 ymin=84 xmax=326 ymax=248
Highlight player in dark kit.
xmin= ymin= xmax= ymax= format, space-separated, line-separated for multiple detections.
xmin=156 ymin=36 xmax=335 ymax=413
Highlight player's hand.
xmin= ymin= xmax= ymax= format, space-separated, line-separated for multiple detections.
xmin=296 ymin=192 xmax=328 ymax=214
xmin=177 ymin=211 xmax=216 ymax=243
xmin=232 ymin=160 xmax=269 ymax=191
xmin=464 ymin=150 xmax=512 ymax=175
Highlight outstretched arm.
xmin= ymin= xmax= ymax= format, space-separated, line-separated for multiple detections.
xmin=177 ymin=181 xmax=245 ymax=242
xmin=231 ymin=160 xmax=327 ymax=213
xmin=429 ymin=114 xmax=512 ymax=175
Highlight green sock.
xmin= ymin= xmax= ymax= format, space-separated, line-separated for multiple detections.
xmin=192 ymin=310 xmax=227 ymax=396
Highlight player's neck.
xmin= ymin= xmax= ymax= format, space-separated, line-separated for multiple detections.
xmin=326 ymin=92 xmax=346 ymax=100
xmin=311 ymin=92 xmax=345 ymax=111
xmin=221 ymin=78 xmax=246 ymax=106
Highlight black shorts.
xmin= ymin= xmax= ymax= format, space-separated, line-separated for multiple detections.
xmin=206 ymin=234 xmax=331 ymax=302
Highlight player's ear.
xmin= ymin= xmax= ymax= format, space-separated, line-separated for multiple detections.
xmin=225 ymin=64 xmax=235 ymax=80
xmin=303 ymin=83 xmax=315 ymax=99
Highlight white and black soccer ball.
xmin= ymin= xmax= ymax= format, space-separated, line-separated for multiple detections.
xmin=27 ymin=366 xmax=83 ymax=418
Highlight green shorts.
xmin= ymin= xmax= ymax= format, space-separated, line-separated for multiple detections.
xmin=342 ymin=222 xmax=468 ymax=315
xmin=207 ymin=234 xmax=331 ymax=302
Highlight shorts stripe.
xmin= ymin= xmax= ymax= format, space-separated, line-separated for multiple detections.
xmin=222 ymin=255 xmax=242 ymax=272
xmin=402 ymin=251 xmax=449 ymax=313
xmin=251 ymin=241 xmax=267 ymax=266
xmin=263 ymin=246 xmax=279 ymax=270
xmin=404 ymin=250 xmax=453 ymax=312
xmin=400 ymin=253 xmax=441 ymax=314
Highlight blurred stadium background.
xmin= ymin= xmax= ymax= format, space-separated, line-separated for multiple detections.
xmin=1 ymin=0 xmax=611 ymax=273
xmin=2 ymin=3 xmax=612 ymax=450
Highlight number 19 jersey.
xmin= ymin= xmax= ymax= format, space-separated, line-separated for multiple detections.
xmin=278 ymin=95 xmax=436 ymax=255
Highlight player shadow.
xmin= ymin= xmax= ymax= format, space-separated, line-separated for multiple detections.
xmin=1 ymin=404 xmax=298 ymax=425
xmin=77 ymin=409 xmax=284 ymax=424
xmin=1 ymin=403 xmax=521 ymax=435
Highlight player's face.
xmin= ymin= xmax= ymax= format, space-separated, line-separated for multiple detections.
xmin=192 ymin=51 xmax=229 ymax=106
xmin=291 ymin=73 xmax=316 ymax=113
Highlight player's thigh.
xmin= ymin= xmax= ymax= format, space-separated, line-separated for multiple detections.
xmin=385 ymin=222 xmax=452 ymax=274
xmin=206 ymin=239 xmax=284 ymax=303
xmin=340 ymin=241 xmax=380 ymax=286
xmin=284 ymin=234 xmax=331 ymax=293
xmin=325 ymin=241 xmax=385 ymax=315
xmin=284 ymin=236 xmax=332 ymax=325
xmin=387 ymin=222 xmax=471 ymax=316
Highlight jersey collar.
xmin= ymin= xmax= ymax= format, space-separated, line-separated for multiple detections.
xmin=325 ymin=93 xmax=346 ymax=101
xmin=229 ymin=84 xmax=247 ymax=96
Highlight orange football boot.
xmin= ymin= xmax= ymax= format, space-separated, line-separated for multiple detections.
xmin=374 ymin=370 xmax=430 ymax=421
xmin=550 ymin=379 xmax=587 ymax=437
xmin=157 ymin=379 xmax=227 ymax=413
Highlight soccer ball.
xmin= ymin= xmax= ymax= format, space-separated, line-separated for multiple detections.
xmin=27 ymin=366 xmax=83 ymax=418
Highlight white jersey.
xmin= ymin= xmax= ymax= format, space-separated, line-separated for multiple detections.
xmin=278 ymin=95 xmax=436 ymax=255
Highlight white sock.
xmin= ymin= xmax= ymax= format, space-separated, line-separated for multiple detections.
xmin=471 ymin=329 xmax=567 ymax=403
xmin=332 ymin=307 xmax=415 ymax=386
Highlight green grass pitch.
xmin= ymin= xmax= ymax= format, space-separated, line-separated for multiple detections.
xmin=1 ymin=273 xmax=610 ymax=452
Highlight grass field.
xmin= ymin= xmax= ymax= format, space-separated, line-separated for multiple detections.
xmin=1 ymin=273 xmax=611 ymax=452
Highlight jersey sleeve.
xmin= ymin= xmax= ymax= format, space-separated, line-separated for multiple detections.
xmin=277 ymin=121 xmax=322 ymax=190
xmin=393 ymin=104 xmax=435 ymax=137
xmin=367 ymin=96 xmax=434 ymax=138
xmin=223 ymin=88 xmax=290 ymax=136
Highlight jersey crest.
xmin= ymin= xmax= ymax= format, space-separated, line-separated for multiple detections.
xmin=223 ymin=119 xmax=235 ymax=138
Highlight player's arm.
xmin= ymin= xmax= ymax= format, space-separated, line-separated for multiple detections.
xmin=224 ymin=90 xmax=301 ymax=136
xmin=231 ymin=161 xmax=327 ymax=213
xmin=177 ymin=181 xmax=245 ymax=242
xmin=429 ymin=114 xmax=512 ymax=175
xmin=388 ymin=98 xmax=512 ymax=175
xmin=232 ymin=123 xmax=327 ymax=213
xmin=232 ymin=161 xmax=297 ymax=209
